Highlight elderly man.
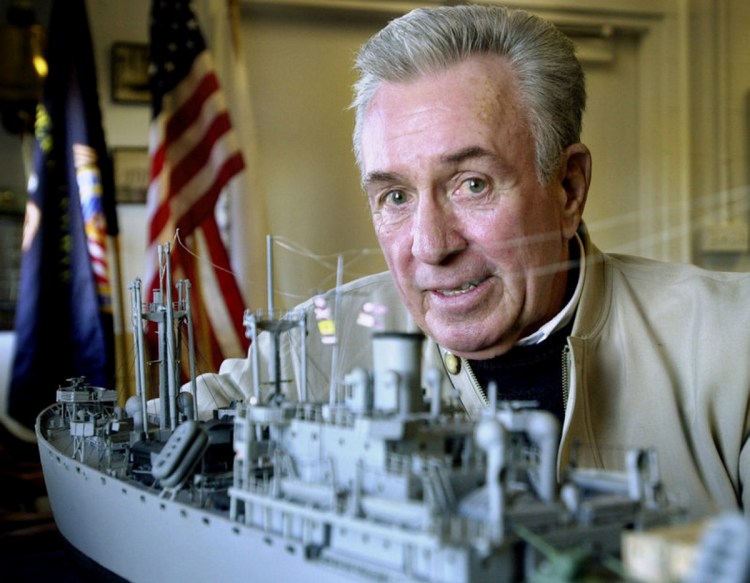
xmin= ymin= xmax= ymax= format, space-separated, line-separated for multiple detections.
xmin=190 ymin=5 xmax=750 ymax=521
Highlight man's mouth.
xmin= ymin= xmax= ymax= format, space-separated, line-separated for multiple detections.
xmin=436 ymin=277 xmax=487 ymax=297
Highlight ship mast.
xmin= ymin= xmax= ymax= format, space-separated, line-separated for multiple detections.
xmin=129 ymin=243 xmax=198 ymax=434
xmin=245 ymin=235 xmax=307 ymax=404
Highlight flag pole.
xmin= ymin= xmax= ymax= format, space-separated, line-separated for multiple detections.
xmin=228 ymin=0 xmax=241 ymax=56
xmin=109 ymin=232 xmax=131 ymax=405
xmin=224 ymin=0 xmax=270 ymax=310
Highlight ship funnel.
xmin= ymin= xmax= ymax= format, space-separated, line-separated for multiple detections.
xmin=371 ymin=332 xmax=424 ymax=415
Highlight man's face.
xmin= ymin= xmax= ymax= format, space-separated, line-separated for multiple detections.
xmin=360 ymin=54 xmax=584 ymax=359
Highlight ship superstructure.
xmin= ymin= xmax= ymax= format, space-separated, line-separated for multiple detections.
xmin=36 ymin=242 xmax=684 ymax=582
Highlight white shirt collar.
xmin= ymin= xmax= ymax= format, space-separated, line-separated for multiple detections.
xmin=515 ymin=233 xmax=585 ymax=347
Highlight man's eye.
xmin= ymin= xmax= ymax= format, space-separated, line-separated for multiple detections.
xmin=384 ymin=190 xmax=408 ymax=205
xmin=458 ymin=177 xmax=488 ymax=195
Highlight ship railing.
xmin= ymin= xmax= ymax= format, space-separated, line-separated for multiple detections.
xmin=444 ymin=515 xmax=494 ymax=545
xmin=293 ymin=402 xmax=324 ymax=423
xmin=384 ymin=452 xmax=411 ymax=474
xmin=318 ymin=404 xmax=358 ymax=427
xmin=240 ymin=475 xmax=274 ymax=496
xmin=38 ymin=403 xmax=73 ymax=435
xmin=142 ymin=299 xmax=188 ymax=315
xmin=424 ymin=459 xmax=457 ymax=512
xmin=380 ymin=451 xmax=446 ymax=474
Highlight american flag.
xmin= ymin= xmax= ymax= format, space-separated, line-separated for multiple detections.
xmin=146 ymin=0 xmax=249 ymax=373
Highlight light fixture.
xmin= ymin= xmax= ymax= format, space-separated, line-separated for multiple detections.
xmin=0 ymin=0 xmax=47 ymax=135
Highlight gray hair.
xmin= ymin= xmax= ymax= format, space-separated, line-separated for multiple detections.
xmin=352 ymin=4 xmax=586 ymax=184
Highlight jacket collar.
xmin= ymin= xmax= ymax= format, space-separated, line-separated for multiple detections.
xmin=570 ymin=224 xmax=610 ymax=340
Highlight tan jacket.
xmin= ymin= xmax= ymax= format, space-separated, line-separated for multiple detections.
xmin=194 ymin=233 xmax=750 ymax=520
xmin=443 ymin=234 xmax=750 ymax=519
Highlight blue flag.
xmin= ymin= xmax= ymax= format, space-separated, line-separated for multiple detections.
xmin=8 ymin=0 xmax=118 ymax=431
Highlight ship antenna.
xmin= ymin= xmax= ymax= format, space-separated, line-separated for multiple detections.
xmin=246 ymin=235 xmax=307 ymax=404
xmin=266 ymin=233 xmax=274 ymax=315
xmin=129 ymin=277 xmax=149 ymax=435
xmin=328 ymin=254 xmax=343 ymax=406
xmin=267 ymin=235 xmax=281 ymax=397
xmin=162 ymin=244 xmax=180 ymax=430
xmin=182 ymin=279 xmax=198 ymax=420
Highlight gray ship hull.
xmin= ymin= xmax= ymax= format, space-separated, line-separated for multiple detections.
xmin=36 ymin=420 xmax=373 ymax=583
xmin=37 ymin=405 xmax=512 ymax=583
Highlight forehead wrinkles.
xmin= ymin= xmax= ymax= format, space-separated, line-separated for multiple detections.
xmin=361 ymin=89 xmax=455 ymax=180
xmin=362 ymin=56 xmax=531 ymax=179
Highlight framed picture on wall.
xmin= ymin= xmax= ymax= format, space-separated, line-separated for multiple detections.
xmin=113 ymin=147 xmax=149 ymax=204
xmin=111 ymin=42 xmax=150 ymax=104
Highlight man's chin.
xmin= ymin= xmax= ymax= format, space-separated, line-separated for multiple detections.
xmin=429 ymin=329 xmax=513 ymax=360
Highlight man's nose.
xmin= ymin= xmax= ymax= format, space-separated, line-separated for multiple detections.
xmin=411 ymin=196 xmax=466 ymax=264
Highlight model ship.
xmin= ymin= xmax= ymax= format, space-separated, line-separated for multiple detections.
xmin=36 ymin=243 xmax=683 ymax=582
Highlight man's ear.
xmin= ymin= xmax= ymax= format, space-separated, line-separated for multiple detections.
xmin=558 ymin=142 xmax=591 ymax=239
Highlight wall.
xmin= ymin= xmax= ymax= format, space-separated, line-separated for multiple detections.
xmin=689 ymin=0 xmax=750 ymax=271
xmin=2 ymin=0 xmax=748 ymax=306
xmin=86 ymin=0 xmax=152 ymax=284
xmin=1 ymin=0 xmax=749 ymax=415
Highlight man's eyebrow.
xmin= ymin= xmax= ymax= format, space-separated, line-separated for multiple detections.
xmin=441 ymin=146 xmax=495 ymax=165
xmin=363 ymin=147 xmax=495 ymax=186
xmin=363 ymin=171 xmax=401 ymax=187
